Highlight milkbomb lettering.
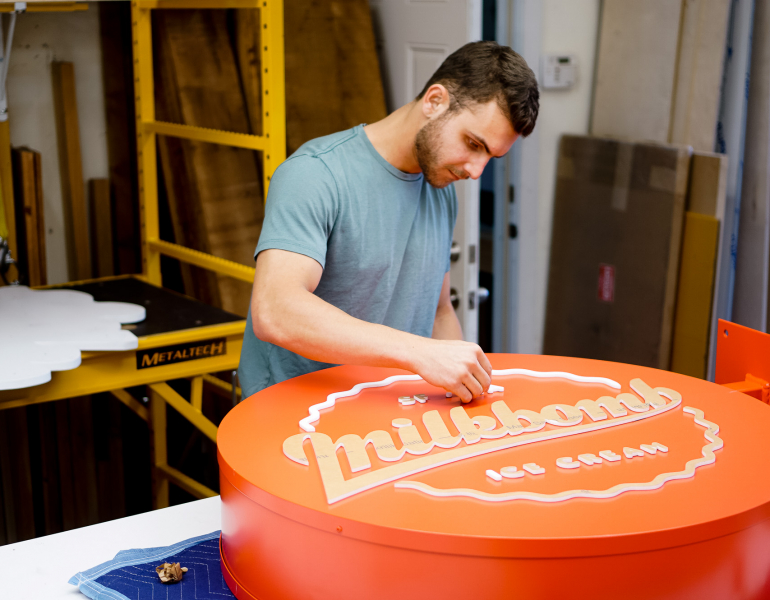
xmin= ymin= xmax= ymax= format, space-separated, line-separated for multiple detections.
xmin=136 ymin=338 xmax=226 ymax=370
xmin=282 ymin=378 xmax=682 ymax=504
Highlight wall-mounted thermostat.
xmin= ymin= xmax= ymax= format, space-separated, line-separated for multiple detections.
xmin=541 ymin=54 xmax=577 ymax=89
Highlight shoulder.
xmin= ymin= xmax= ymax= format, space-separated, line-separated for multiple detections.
xmin=293 ymin=127 xmax=361 ymax=160
xmin=272 ymin=127 xmax=361 ymax=184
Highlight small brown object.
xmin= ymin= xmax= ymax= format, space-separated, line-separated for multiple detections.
xmin=156 ymin=562 xmax=188 ymax=583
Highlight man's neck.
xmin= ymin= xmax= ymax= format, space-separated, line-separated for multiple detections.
xmin=363 ymin=102 xmax=423 ymax=174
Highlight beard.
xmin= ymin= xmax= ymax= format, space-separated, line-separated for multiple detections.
xmin=414 ymin=113 xmax=464 ymax=188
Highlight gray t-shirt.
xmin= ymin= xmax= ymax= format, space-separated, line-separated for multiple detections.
xmin=238 ymin=124 xmax=457 ymax=396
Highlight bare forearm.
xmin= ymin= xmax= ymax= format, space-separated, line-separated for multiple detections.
xmin=432 ymin=302 xmax=463 ymax=340
xmin=253 ymin=290 xmax=425 ymax=371
xmin=251 ymin=250 xmax=491 ymax=401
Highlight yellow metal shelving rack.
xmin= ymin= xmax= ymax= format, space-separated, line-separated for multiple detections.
xmin=132 ymin=0 xmax=286 ymax=286
xmin=129 ymin=0 xmax=286 ymax=507
xmin=0 ymin=0 xmax=284 ymax=511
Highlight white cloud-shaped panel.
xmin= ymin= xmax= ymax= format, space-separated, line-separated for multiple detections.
xmin=0 ymin=286 xmax=146 ymax=391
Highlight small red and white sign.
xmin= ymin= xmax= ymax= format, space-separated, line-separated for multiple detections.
xmin=597 ymin=264 xmax=615 ymax=303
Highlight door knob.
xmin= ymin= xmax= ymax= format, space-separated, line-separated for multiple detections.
xmin=450 ymin=242 xmax=461 ymax=263
xmin=449 ymin=288 xmax=459 ymax=310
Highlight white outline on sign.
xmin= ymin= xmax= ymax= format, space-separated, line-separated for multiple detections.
xmin=394 ymin=407 xmax=722 ymax=503
xmin=298 ymin=369 xmax=622 ymax=432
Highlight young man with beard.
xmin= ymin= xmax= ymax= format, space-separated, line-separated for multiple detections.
xmin=239 ymin=41 xmax=539 ymax=402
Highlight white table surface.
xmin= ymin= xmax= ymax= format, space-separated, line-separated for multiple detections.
xmin=0 ymin=496 xmax=221 ymax=599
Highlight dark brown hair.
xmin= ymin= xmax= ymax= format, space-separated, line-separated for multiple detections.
xmin=417 ymin=41 xmax=539 ymax=137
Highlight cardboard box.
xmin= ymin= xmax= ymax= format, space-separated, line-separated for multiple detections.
xmin=544 ymin=135 xmax=690 ymax=369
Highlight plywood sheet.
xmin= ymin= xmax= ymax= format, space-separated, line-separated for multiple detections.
xmin=591 ymin=0 xmax=683 ymax=142
xmin=688 ymin=152 xmax=728 ymax=216
xmin=12 ymin=148 xmax=46 ymax=286
xmin=154 ymin=9 xmax=263 ymax=316
xmin=544 ymin=135 xmax=690 ymax=369
xmin=0 ymin=407 xmax=35 ymax=542
xmin=285 ymin=0 xmax=387 ymax=155
xmin=99 ymin=1 xmax=141 ymax=276
xmin=669 ymin=0 xmax=731 ymax=151
xmin=52 ymin=61 xmax=90 ymax=281
xmin=670 ymin=213 xmax=720 ymax=377
xmin=670 ymin=152 xmax=727 ymax=379
xmin=89 ymin=178 xmax=114 ymax=278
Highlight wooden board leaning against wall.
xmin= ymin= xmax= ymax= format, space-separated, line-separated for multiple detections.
xmin=591 ymin=0 xmax=730 ymax=151
xmin=153 ymin=8 xmax=262 ymax=315
xmin=544 ymin=136 xmax=691 ymax=370
xmin=152 ymin=1 xmax=387 ymax=316
xmin=670 ymin=153 xmax=728 ymax=379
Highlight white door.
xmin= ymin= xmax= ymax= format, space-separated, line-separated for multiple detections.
xmin=369 ymin=0 xmax=483 ymax=343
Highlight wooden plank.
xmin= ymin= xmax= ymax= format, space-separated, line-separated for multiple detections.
xmin=153 ymin=9 xmax=226 ymax=307
xmin=284 ymin=0 xmax=387 ymax=155
xmin=37 ymin=403 xmax=63 ymax=535
xmin=669 ymin=0 xmax=731 ymax=151
xmin=33 ymin=152 xmax=46 ymax=285
xmin=67 ymin=397 xmax=99 ymax=528
xmin=119 ymin=398 xmax=153 ymax=518
xmin=544 ymin=136 xmax=691 ymax=369
xmin=591 ymin=0 xmax=684 ymax=142
xmin=148 ymin=389 xmax=169 ymax=509
xmin=154 ymin=9 xmax=263 ymax=316
xmin=107 ymin=396 xmax=126 ymax=519
xmin=89 ymin=178 xmax=114 ymax=277
xmin=0 ymin=408 xmax=36 ymax=541
xmin=688 ymin=152 xmax=729 ymax=217
xmin=733 ymin=0 xmax=770 ymax=331
xmin=0 ymin=120 xmax=16 ymax=270
xmin=94 ymin=393 xmax=125 ymax=523
xmin=12 ymin=148 xmax=47 ymax=286
xmin=155 ymin=136 xmax=222 ymax=307
xmin=0 ymin=409 xmax=15 ymax=543
xmin=234 ymin=8 xmax=263 ymax=137
xmin=54 ymin=401 xmax=76 ymax=531
xmin=670 ymin=152 xmax=728 ymax=378
xmin=670 ymin=213 xmax=720 ymax=377
xmin=99 ymin=1 xmax=141 ymax=275
xmin=52 ymin=61 xmax=91 ymax=281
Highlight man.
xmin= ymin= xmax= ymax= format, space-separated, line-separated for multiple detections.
xmin=239 ymin=41 xmax=539 ymax=402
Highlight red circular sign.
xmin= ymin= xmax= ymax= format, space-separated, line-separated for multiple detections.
xmin=218 ymin=355 xmax=770 ymax=599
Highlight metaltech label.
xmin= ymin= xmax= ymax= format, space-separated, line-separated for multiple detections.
xmin=136 ymin=338 xmax=226 ymax=369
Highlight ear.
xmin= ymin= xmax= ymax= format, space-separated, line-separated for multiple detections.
xmin=420 ymin=84 xmax=451 ymax=119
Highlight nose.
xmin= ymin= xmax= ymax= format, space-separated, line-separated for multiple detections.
xmin=464 ymin=156 xmax=489 ymax=180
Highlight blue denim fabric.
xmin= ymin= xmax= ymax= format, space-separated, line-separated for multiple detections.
xmin=68 ymin=531 xmax=234 ymax=600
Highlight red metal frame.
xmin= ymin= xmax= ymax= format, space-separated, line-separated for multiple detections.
xmin=715 ymin=319 xmax=770 ymax=403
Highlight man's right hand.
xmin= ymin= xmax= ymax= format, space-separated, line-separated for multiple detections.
xmin=252 ymin=249 xmax=493 ymax=403
xmin=407 ymin=338 xmax=493 ymax=403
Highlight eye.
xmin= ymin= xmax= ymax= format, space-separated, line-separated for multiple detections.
xmin=467 ymin=139 xmax=480 ymax=151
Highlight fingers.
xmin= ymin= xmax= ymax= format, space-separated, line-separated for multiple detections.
xmin=450 ymin=382 xmax=473 ymax=403
xmin=478 ymin=349 xmax=493 ymax=379
xmin=419 ymin=340 xmax=494 ymax=403
xmin=453 ymin=345 xmax=492 ymax=402
xmin=470 ymin=360 xmax=492 ymax=392
xmin=463 ymin=372 xmax=484 ymax=398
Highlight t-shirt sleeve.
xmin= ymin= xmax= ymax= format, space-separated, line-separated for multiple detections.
xmin=255 ymin=154 xmax=339 ymax=268
xmin=445 ymin=185 xmax=459 ymax=273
